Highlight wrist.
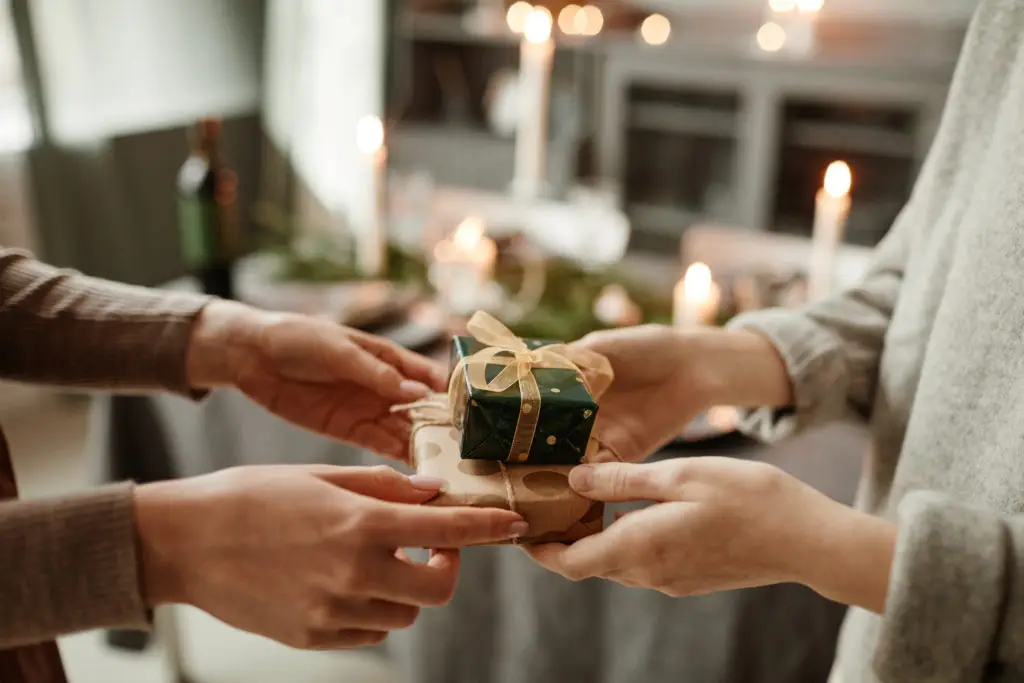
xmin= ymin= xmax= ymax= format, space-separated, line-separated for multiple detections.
xmin=797 ymin=501 xmax=897 ymax=614
xmin=187 ymin=300 xmax=264 ymax=389
xmin=678 ymin=327 xmax=793 ymax=409
xmin=133 ymin=481 xmax=196 ymax=606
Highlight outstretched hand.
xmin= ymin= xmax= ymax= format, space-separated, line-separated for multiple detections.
xmin=187 ymin=301 xmax=447 ymax=460
xmin=524 ymin=458 xmax=894 ymax=614
xmin=137 ymin=464 xmax=528 ymax=649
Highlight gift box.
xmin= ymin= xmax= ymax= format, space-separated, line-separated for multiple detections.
xmin=448 ymin=313 xmax=613 ymax=466
xmin=409 ymin=399 xmax=606 ymax=545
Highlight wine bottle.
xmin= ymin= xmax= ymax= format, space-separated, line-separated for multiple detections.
xmin=178 ymin=118 xmax=240 ymax=299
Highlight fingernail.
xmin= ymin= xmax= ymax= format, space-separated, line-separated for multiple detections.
xmin=400 ymin=379 xmax=431 ymax=397
xmin=509 ymin=521 xmax=530 ymax=539
xmin=408 ymin=475 xmax=447 ymax=491
xmin=569 ymin=465 xmax=594 ymax=492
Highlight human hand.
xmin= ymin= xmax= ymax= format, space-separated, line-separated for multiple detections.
xmin=135 ymin=465 xmax=528 ymax=649
xmin=186 ymin=301 xmax=447 ymax=460
xmin=572 ymin=325 xmax=711 ymax=462
xmin=525 ymin=459 xmax=894 ymax=613
xmin=574 ymin=324 xmax=791 ymax=463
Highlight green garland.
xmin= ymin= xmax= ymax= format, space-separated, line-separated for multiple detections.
xmin=257 ymin=231 xmax=729 ymax=339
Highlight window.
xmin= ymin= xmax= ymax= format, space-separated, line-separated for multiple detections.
xmin=0 ymin=0 xmax=33 ymax=153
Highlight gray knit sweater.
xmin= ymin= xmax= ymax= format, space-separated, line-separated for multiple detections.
xmin=732 ymin=1 xmax=1024 ymax=681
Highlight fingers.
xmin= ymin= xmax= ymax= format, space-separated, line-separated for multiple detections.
xmin=524 ymin=528 xmax=624 ymax=582
xmin=311 ymin=465 xmax=445 ymax=504
xmin=305 ymin=629 xmax=389 ymax=651
xmin=376 ymin=504 xmax=528 ymax=548
xmin=568 ymin=461 xmax=685 ymax=502
xmin=350 ymin=330 xmax=448 ymax=392
xmin=370 ymin=548 xmax=461 ymax=607
xmin=325 ymin=337 xmax=429 ymax=402
xmin=329 ymin=598 xmax=420 ymax=631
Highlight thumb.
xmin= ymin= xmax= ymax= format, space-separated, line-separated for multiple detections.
xmin=309 ymin=465 xmax=446 ymax=504
xmin=568 ymin=462 xmax=681 ymax=502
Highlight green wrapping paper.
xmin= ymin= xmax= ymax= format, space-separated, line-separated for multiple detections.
xmin=449 ymin=335 xmax=601 ymax=465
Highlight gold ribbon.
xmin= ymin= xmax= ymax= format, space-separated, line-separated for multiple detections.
xmin=447 ymin=312 xmax=613 ymax=464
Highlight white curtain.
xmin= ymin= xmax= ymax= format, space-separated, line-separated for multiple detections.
xmin=262 ymin=0 xmax=386 ymax=236
xmin=28 ymin=0 xmax=262 ymax=143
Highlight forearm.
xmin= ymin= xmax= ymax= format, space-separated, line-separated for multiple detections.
xmin=684 ymin=327 xmax=794 ymax=409
xmin=0 ymin=249 xmax=211 ymax=395
xmin=0 ymin=485 xmax=149 ymax=647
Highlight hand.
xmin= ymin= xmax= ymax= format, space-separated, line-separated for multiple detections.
xmin=572 ymin=325 xmax=710 ymax=462
xmin=186 ymin=301 xmax=447 ymax=460
xmin=574 ymin=325 xmax=791 ymax=463
xmin=525 ymin=459 xmax=895 ymax=613
xmin=136 ymin=465 xmax=528 ymax=649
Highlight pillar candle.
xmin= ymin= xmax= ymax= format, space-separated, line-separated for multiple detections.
xmin=808 ymin=161 xmax=852 ymax=302
xmin=513 ymin=8 xmax=554 ymax=201
xmin=356 ymin=115 xmax=387 ymax=278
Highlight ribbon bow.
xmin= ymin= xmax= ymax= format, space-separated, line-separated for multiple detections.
xmin=449 ymin=311 xmax=613 ymax=463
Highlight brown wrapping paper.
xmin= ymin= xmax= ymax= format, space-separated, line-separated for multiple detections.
xmin=410 ymin=406 xmax=605 ymax=545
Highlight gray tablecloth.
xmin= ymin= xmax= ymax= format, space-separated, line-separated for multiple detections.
xmin=88 ymin=390 xmax=866 ymax=683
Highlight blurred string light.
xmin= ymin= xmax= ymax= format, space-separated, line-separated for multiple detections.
xmin=558 ymin=4 xmax=581 ymax=34
xmin=768 ymin=0 xmax=797 ymax=11
xmin=506 ymin=1 xmax=533 ymax=33
xmin=640 ymin=14 xmax=671 ymax=45
xmin=575 ymin=4 xmax=604 ymax=36
xmin=756 ymin=21 xmax=787 ymax=52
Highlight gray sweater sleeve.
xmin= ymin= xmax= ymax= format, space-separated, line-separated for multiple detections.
xmin=725 ymin=199 xmax=917 ymax=442
xmin=872 ymin=491 xmax=1011 ymax=682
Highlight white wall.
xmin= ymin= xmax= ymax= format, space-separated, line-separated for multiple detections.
xmin=263 ymin=0 xmax=386 ymax=233
xmin=29 ymin=0 xmax=262 ymax=142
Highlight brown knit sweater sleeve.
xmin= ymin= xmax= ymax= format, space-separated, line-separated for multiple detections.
xmin=0 ymin=248 xmax=211 ymax=393
xmin=0 ymin=248 xmax=212 ymax=648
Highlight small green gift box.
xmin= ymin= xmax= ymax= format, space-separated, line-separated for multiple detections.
xmin=449 ymin=334 xmax=602 ymax=466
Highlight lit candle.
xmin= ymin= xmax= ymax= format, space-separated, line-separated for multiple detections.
xmin=808 ymin=161 xmax=852 ymax=302
xmin=356 ymin=115 xmax=387 ymax=278
xmin=431 ymin=217 xmax=498 ymax=315
xmin=674 ymin=262 xmax=722 ymax=327
xmin=512 ymin=8 xmax=554 ymax=201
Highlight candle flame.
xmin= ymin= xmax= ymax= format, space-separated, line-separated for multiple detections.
xmin=453 ymin=217 xmax=486 ymax=251
xmin=355 ymin=115 xmax=384 ymax=155
xmin=796 ymin=0 xmax=824 ymax=12
xmin=506 ymin=1 xmax=533 ymax=33
xmin=824 ymin=161 xmax=852 ymax=198
xmin=523 ymin=7 xmax=553 ymax=43
xmin=756 ymin=22 xmax=787 ymax=52
xmin=768 ymin=0 xmax=797 ymax=11
xmin=684 ymin=262 xmax=714 ymax=300
xmin=640 ymin=14 xmax=671 ymax=46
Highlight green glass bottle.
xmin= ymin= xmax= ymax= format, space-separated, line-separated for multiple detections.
xmin=178 ymin=118 xmax=240 ymax=299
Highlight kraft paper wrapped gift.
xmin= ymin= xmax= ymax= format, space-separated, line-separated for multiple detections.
xmin=408 ymin=399 xmax=606 ymax=545
xmin=395 ymin=311 xmax=615 ymax=545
